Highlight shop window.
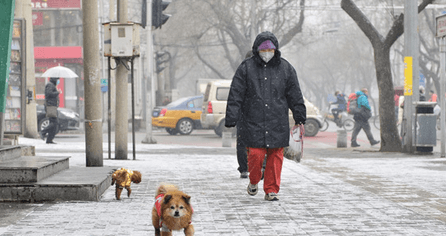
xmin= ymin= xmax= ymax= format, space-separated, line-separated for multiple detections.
xmin=33 ymin=10 xmax=82 ymax=47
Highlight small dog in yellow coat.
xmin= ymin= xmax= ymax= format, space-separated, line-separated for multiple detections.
xmin=111 ymin=168 xmax=142 ymax=200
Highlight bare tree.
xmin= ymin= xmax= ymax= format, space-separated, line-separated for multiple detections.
xmin=287 ymin=8 xmax=379 ymax=113
xmin=341 ymin=0 xmax=434 ymax=152
xmin=173 ymin=0 xmax=306 ymax=80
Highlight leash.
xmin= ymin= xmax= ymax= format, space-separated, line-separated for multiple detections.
xmin=290 ymin=125 xmax=305 ymax=158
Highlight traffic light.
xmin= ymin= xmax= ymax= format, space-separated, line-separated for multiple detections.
xmin=155 ymin=51 xmax=171 ymax=73
xmin=152 ymin=0 xmax=170 ymax=29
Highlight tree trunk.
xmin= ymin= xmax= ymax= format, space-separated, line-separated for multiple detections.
xmin=341 ymin=0 xmax=433 ymax=152
xmin=374 ymin=48 xmax=402 ymax=151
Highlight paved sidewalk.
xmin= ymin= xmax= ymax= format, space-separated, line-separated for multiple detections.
xmin=1 ymin=136 xmax=446 ymax=235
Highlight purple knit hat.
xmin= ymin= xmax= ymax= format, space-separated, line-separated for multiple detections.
xmin=258 ymin=40 xmax=276 ymax=50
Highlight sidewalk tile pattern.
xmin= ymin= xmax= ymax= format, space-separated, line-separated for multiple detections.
xmin=1 ymin=142 xmax=446 ymax=235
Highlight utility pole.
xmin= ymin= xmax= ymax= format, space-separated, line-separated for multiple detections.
xmin=115 ymin=0 xmax=129 ymax=159
xmin=142 ymin=0 xmax=157 ymax=144
xmin=15 ymin=0 xmax=38 ymax=139
xmin=82 ymin=0 xmax=103 ymax=166
xmin=402 ymin=0 xmax=419 ymax=153
xmin=436 ymin=13 xmax=446 ymax=157
xmin=440 ymin=37 xmax=445 ymax=157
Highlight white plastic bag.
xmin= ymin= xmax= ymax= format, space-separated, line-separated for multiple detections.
xmin=284 ymin=125 xmax=304 ymax=163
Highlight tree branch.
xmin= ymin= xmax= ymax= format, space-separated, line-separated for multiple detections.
xmin=340 ymin=0 xmax=383 ymax=47
xmin=195 ymin=47 xmax=227 ymax=80
xmin=279 ymin=0 xmax=305 ymax=47
xmin=384 ymin=0 xmax=433 ymax=48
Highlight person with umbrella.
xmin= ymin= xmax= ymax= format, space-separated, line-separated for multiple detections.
xmin=39 ymin=77 xmax=61 ymax=144
xmin=39 ymin=66 xmax=78 ymax=143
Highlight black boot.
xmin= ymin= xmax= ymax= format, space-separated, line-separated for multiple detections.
xmin=351 ymin=141 xmax=360 ymax=147
xmin=39 ymin=131 xmax=45 ymax=140
xmin=371 ymin=140 xmax=380 ymax=146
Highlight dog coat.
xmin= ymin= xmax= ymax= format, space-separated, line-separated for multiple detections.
xmin=112 ymin=168 xmax=134 ymax=188
xmin=155 ymin=194 xmax=170 ymax=232
xmin=154 ymin=194 xmax=193 ymax=232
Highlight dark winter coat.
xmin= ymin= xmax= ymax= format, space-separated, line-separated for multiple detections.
xmin=45 ymin=78 xmax=60 ymax=107
xmin=225 ymin=31 xmax=306 ymax=148
xmin=333 ymin=94 xmax=346 ymax=111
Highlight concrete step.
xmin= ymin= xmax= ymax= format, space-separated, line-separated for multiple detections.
xmin=0 ymin=166 xmax=116 ymax=202
xmin=0 ymin=156 xmax=69 ymax=183
xmin=0 ymin=146 xmax=22 ymax=162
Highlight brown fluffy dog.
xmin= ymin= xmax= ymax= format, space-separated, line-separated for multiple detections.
xmin=152 ymin=184 xmax=194 ymax=236
xmin=111 ymin=168 xmax=142 ymax=200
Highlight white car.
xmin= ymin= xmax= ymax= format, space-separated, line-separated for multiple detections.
xmin=200 ymin=80 xmax=324 ymax=137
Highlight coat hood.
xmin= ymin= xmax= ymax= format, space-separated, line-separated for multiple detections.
xmin=252 ymin=31 xmax=281 ymax=66
xmin=356 ymin=91 xmax=366 ymax=97
xmin=49 ymin=77 xmax=59 ymax=85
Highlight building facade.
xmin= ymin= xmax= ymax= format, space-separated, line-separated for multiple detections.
xmin=32 ymin=0 xmax=83 ymax=114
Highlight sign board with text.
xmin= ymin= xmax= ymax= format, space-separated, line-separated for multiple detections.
xmin=436 ymin=14 xmax=446 ymax=37
xmin=31 ymin=0 xmax=81 ymax=9
xmin=404 ymin=57 xmax=413 ymax=96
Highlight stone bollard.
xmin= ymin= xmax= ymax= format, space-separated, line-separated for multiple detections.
xmin=222 ymin=127 xmax=233 ymax=147
xmin=222 ymin=131 xmax=232 ymax=147
xmin=337 ymin=129 xmax=347 ymax=148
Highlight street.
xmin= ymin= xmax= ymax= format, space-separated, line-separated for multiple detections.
xmin=47 ymin=119 xmax=382 ymax=148
xmin=2 ymin=122 xmax=446 ymax=235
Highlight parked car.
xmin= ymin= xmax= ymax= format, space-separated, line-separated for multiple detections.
xmin=36 ymin=104 xmax=80 ymax=134
xmin=152 ymin=95 xmax=203 ymax=135
xmin=201 ymin=80 xmax=324 ymax=137
xmin=200 ymin=80 xmax=232 ymax=137
xmin=288 ymin=98 xmax=324 ymax=137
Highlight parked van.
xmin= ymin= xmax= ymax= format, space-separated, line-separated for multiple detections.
xmin=201 ymin=80 xmax=324 ymax=137
xmin=200 ymin=80 xmax=232 ymax=136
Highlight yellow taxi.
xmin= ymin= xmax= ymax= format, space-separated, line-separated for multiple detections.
xmin=152 ymin=95 xmax=203 ymax=135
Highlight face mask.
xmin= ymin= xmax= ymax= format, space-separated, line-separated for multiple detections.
xmin=259 ymin=51 xmax=274 ymax=63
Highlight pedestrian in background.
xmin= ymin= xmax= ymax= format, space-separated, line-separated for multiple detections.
xmin=331 ymin=91 xmax=346 ymax=127
xmin=39 ymin=77 xmax=60 ymax=144
xmin=225 ymin=31 xmax=306 ymax=201
xmin=429 ymin=90 xmax=437 ymax=102
xmin=236 ymin=51 xmax=254 ymax=179
xmin=351 ymin=88 xmax=380 ymax=148
xmin=236 ymin=50 xmax=267 ymax=179
xmin=394 ymin=93 xmax=400 ymax=122
xmin=419 ymin=86 xmax=426 ymax=101
xmin=429 ymin=90 xmax=441 ymax=116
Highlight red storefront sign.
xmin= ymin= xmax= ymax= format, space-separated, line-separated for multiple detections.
xmin=32 ymin=12 xmax=43 ymax=25
xmin=34 ymin=46 xmax=83 ymax=60
xmin=34 ymin=46 xmax=82 ymax=108
xmin=31 ymin=0 xmax=81 ymax=9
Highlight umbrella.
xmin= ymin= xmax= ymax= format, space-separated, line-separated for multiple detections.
xmin=41 ymin=66 xmax=78 ymax=78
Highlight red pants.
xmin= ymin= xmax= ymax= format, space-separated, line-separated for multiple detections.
xmin=247 ymin=147 xmax=284 ymax=194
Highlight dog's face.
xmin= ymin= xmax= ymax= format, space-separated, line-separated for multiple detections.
xmin=163 ymin=193 xmax=191 ymax=218
xmin=131 ymin=171 xmax=142 ymax=183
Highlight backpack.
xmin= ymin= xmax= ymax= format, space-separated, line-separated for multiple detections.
xmin=347 ymin=93 xmax=359 ymax=114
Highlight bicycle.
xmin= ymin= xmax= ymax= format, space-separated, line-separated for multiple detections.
xmin=320 ymin=105 xmax=355 ymax=132
xmin=374 ymin=114 xmax=403 ymax=131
